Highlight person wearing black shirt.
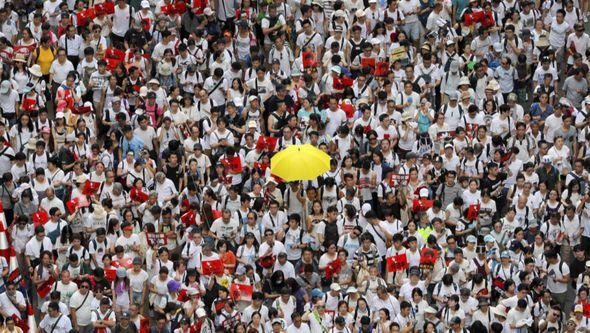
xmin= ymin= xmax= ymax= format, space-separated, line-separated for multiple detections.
xmin=114 ymin=312 xmax=138 ymax=333
xmin=124 ymin=21 xmax=151 ymax=51
xmin=163 ymin=151 xmax=183 ymax=190
xmin=480 ymin=162 xmax=508 ymax=220
xmin=570 ymin=244 xmax=587 ymax=289
xmin=263 ymin=84 xmax=295 ymax=134
xmin=225 ymin=102 xmax=245 ymax=141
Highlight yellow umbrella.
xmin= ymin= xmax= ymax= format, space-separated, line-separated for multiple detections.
xmin=270 ymin=144 xmax=331 ymax=182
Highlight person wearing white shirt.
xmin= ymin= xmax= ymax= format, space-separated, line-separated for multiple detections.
xmin=49 ymin=50 xmax=74 ymax=87
xmin=39 ymin=302 xmax=72 ymax=333
xmin=505 ymin=299 xmax=532 ymax=333
xmin=273 ymin=253 xmax=296 ymax=279
xmin=68 ymin=281 xmax=94 ymax=332
xmin=286 ymin=313 xmax=311 ymax=333
xmin=151 ymin=172 xmax=178 ymax=205
xmin=262 ymin=201 xmax=288 ymax=235
xmin=545 ymin=250 xmax=570 ymax=311
xmin=58 ymin=26 xmax=83 ymax=67
xmin=111 ymin=0 xmax=133 ymax=48
xmin=25 ymin=228 xmax=53 ymax=267
xmin=0 ymin=282 xmax=25 ymax=319
xmin=90 ymin=298 xmax=116 ymax=333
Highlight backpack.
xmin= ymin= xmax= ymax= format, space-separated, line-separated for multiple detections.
xmin=435 ymin=281 xmax=458 ymax=297
xmin=323 ymin=221 xmax=339 ymax=247
xmin=545 ymin=259 xmax=566 ymax=276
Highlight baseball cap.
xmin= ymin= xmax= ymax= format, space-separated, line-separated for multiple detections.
xmin=0 ymin=81 xmax=10 ymax=94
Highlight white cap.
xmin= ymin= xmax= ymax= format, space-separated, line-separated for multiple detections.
xmin=55 ymin=112 xmax=65 ymax=119
xmin=370 ymin=38 xmax=381 ymax=45
xmin=0 ymin=81 xmax=10 ymax=94
xmin=195 ymin=308 xmax=207 ymax=318
xmin=140 ymin=0 xmax=150 ymax=8
xmin=203 ymin=7 xmax=214 ymax=16
xmin=330 ymin=283 xmax=341 ymax=291
xmin=361 ymin=203 xmax=372 ymax=215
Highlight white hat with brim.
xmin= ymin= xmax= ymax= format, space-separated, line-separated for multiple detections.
xmin=195 ymin=308 xmax=207 ymax=318
xmin=265 ymin=178 xmax=277 ymax=186
xmin=92 ymin=204 xmax=107 ymax=219
xmin=537 ymin=35 xmax=549 ymax=48
xmin=0 ymin=81 xmax=10 ymax=94
xmin=29 ymin=65 xmax=43 ymax=77
xmin=76 ymin=174 xmax=88 ymax=184
xmin=148 ymin=79 xmax=160 ymax=85
xmin=458 ymin=77 xmax=470 ymax=86
xmin=424 ymin=307 xmax=438 ymax=314
xmin=26 ymin=138 xmax=38 ymax=151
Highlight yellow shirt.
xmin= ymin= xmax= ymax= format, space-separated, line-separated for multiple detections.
xmin=36 ymin=47 xmax=56 ymax=76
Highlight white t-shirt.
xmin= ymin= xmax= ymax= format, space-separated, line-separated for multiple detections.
xmin=546 ymin=261 xmax=570 ymax=294
xmin=127 ymin=269 xmax=149 ymax=293
xmin=549 ymin=18 xmax=570 ymax=49
xmin=69 ymin=290 xmax=95 ymax=326
xmin=90 ymin=309 xmax=116 ymax=333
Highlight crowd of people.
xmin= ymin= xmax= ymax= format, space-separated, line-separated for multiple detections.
xmin=0 ymin=0 xmax=587 ymax=331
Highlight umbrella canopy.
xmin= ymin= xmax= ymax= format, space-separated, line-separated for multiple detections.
xmin=270 ymin=144 xmax=331 ymax=182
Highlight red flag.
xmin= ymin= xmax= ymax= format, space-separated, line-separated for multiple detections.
xmin=172 ymin=1 xmax=187 ymax=14
xmin=32 ymin=211 xmax=49 ymax=228
xmin=230 ymin=283 xmax=253 ymax=302
xmin=104 ymin=267 xmax=116 ymax=282
xmin=481 ymin=11 xmax=495 ymax=27
xmin=181 ymin=210 xmax=197 ymax=226
xmin=177 ymin=289 xmax=188 ymax=302
xmin=37 ymin=276 xmax=55 ymax=298
xmin=202 ymin=259 xmax=224 ymax=275
xmin=220 ymin=156 xmax=243 ymax=173
xmin=325 ymin=258 xmax=342 ymax=280
xmin=466 ymin=203 xmax=480 ymax=220
xmin=72 ymin=106 xmax=92 ymax=114
xmin=419 ymin=247 xmax=439 ymax=269
xmin=258 ymin=255 xmax=275 ymax=269
xmin=146 ymin=232 xmax=168 ymax=247
xmin=388 ymin=173 xmax=409 ymax=187
xmin=76 ymin=8 xmax=96 ymax=27
xmin=386 ymin=253 xmax=409 ymax=272
xmin=105 ymin=58 xmax=122 ymax=71
xmin=82 ymin=180 xmax=101 ymax=195
xmin=339 ymin=102 xmax=355 ymax=118
xmin=412 ymin=199 xmax=434 ymax=213
xmin=360 ymin=57 xmax=376 ymax=69
xmin=21 ymin=97 xmax=39 ymax=112
xmin=375 ymin=61 xmax=390 ymax=77
xmin=302 ymin=51 xmax=317 ymax=68
xmin=140 ymin=318 xmax=150 ymax=333
xmin=66 ymin=197 xmax=79 ymax=214
xmin=105 ymin=48 xmax=125 ymax=61
xmin=113 ymin=258 xmax=133 ymax=269
xmin=130 ymin=187 xmax=149 ymax=202
xmin=252 ymin=162 xmax=269 ymax=172
xmin=66 ymin=196 xmax=90 ymax=213
xmin=94 ymin=2 xmax=115 ymax=15
xmin=12 ymin=314 xmax=27 ymax=333
xmin=192 ymin=0 xmax=208 ymax=13
xmin=255 ymin=136 xmax=278 ymax=152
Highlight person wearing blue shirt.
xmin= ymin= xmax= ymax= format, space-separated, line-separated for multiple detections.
xmin=119 ymin=125 xmax=145 ymax=159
